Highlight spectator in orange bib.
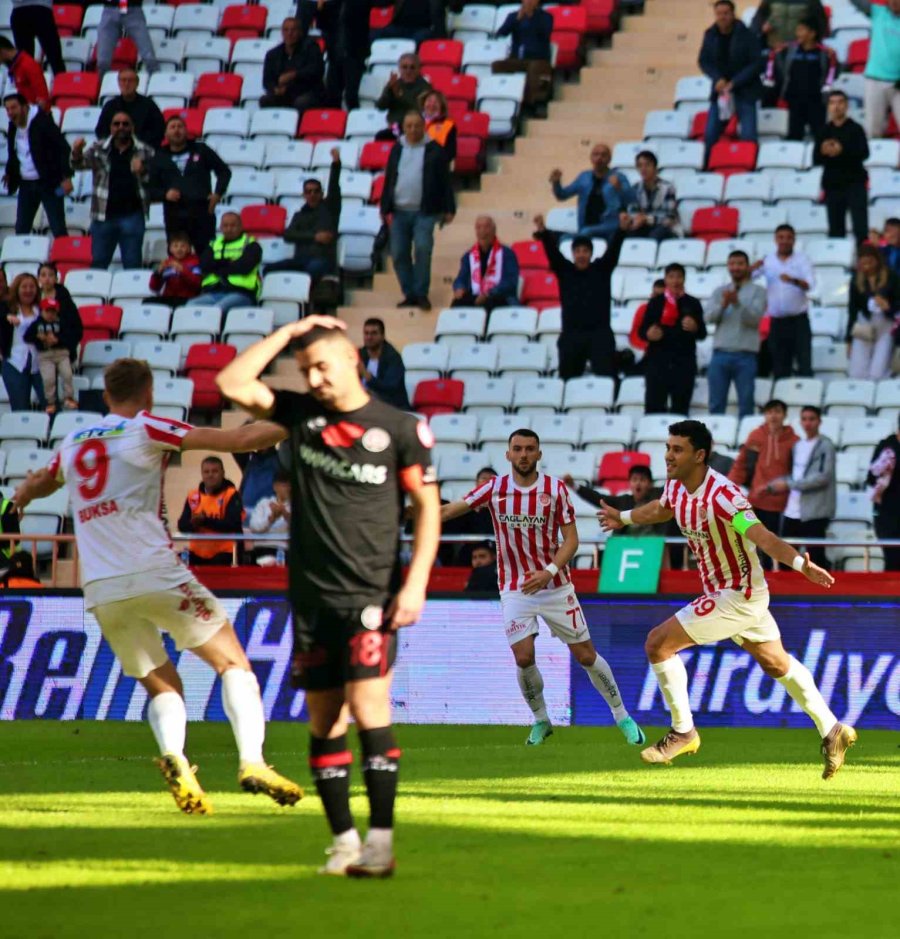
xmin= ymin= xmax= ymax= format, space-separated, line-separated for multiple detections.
xmin=178 ymin=456 xmax=245 ymax=565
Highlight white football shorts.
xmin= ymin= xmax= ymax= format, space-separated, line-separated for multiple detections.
xmin=500 ymin=583 xmax=590 ymax=647
xmin=675 ymin=588 xmax=780 ymax=646
xmin=93 ymin=579 xmax=229 ymax=678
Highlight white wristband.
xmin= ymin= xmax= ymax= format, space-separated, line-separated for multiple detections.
xmin=545 ymin=562 xmax=559 ymax=577
xmin=792 ymin=555 xmax=806 ymax=572
xmin=620 ymin=510 xmax=633 ymax=526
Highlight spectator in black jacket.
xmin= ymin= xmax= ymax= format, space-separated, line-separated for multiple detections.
xmin=699 ymin=0 xmax=762 ymax=162
xmin=565 ymin=465 xmax=669 ymax=538
xmin=359 ymin=317 xmax=410 ymax=410
xmin=3 ymin=92 xmax=71 ymax=236
xmin=772 ymin=17 xmax=838 ymax=140
xmin=751 ymin=0 xmax=829 ymax=50
xmin=95 ymin=68 xmax=165 ymax=146
xmin=814 ymin=89 xmax=869 ymax=245
xmin=260 ymin=17 xmax=325 ymax=117
xmin=867 ymin=415 xmax=900 ymax=571
xmin=325 ymin=0 xmax=370 ymax=110
xmin=493 ymin=0 xmax=555 ymax=107
xmin=465 ymin=541 xmax=499 ymax=596
xmin=265 ymin=149 xmax=340 ymax=278
xmin=148 ymin=115 xmax=231 ymax=255
xmin=23 ymin=297 xmax=80 ymax=413
xmin=376 ymin=54 xmax=433 ymax=131
xmin=639 ymin=263 xmax=706 ymax=414
xmin=533 ymin=211 xmax=629 ymax=380
xmin=381 ymin=111 xmax=455 ymax=310
xmin=373 ymin=0 xmax=449 ymax=44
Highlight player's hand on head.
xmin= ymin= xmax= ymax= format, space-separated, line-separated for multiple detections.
xmin=385 ymin=583 xmax=426 ymax=630
xmin=802 ymin=552 xmax=835 ymax=588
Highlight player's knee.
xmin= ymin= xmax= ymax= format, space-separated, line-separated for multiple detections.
xmin=573 ymin=647 xmax=595 ymax=667
xmin=760 ymin=655 xmax=789 ymax=678
xmin=512 ymin=648 xmax=535 ymax=668
xmin=644 ymin=628 xmax=665 ymax=661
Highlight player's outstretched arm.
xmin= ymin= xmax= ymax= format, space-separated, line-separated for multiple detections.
xmin=386 ymin=483 xmax=441 ymax=629
xmin=598 ymin=498 xmax=672 ymax=531
xmin=215 ymin=315 xmax=347 ymax=418
xmin=12 ymin=469 xmax=63 ymax=512
xmin=181 ymin=421 xmax=288 ymax=453
xmin=440 ymin=499 xmax=472 ymax=523
xmin=745 ymin=524 xmax=835 ymax=588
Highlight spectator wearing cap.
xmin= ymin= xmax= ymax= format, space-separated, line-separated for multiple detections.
xmin=23 ymin=295 xmax=79 ymax=413
xmin=625 ymin=151 xmax=678 ymax=241
xmin=451 ymin=216 xmax=520 ymax=314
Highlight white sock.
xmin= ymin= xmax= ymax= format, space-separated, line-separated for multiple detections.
xmin=335 ymin=828 xmax=361 ymax=848
xmin=147 ymin=691 xmax=187 ymax=758
xmin=366 ymin=827 xmax=393 ymax=850
xmin=652 ymin=656 xmax=694 ymax=734
xmin=516 ymin=664 xmax=549 ymax=722
xmin=221 ymin=668 xmax=266 ymax=766
xmin=776 ymin=656 xmax=838 ymax=738
xmin=582 ymin=654 xmax=628 ymax=722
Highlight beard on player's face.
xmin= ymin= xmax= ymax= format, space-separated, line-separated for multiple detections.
xmin=514 ymin=455 xmax=538 ymax=475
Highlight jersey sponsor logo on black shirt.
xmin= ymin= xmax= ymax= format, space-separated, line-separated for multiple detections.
xmin=298 ymin=443 xmax=388 ymax=485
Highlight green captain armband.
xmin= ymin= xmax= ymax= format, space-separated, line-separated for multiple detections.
xmin=731 ymin=510 xmax=761 ymax=535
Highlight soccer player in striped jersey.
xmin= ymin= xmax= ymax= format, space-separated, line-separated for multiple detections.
xmin=442 ymin=429 xmax=645 ymax=747
xmin=599 ymin=419 xmax=857 ymax=779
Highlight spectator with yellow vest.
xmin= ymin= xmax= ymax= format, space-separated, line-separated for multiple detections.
xmin=178 ymin=456 xmax=245 ymax=566
xmin=0 ymin=496 xmax=21 ymax=565
xmin=186 ymin=212 xmax=262 ymax=313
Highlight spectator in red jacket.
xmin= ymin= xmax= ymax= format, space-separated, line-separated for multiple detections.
xmin=148 ymin=232 xmax=202 ymax=308
xmin=0 ymin=37 xmax=49 ymax=109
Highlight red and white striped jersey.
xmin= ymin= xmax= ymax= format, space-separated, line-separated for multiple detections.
xmin=48 ymin=411 xmax=193 ymax=605
xmin=463 ymin=473 xmax=575 ymax=593
xmin=660 ymin=467 xmax=767 ymax=597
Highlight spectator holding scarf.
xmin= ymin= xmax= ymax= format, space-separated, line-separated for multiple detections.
xmin=451 ymin=216 xmax=520 ymax=312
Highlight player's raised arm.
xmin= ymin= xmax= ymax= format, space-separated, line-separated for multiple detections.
xmin=598 ymin=498 xmax=673 ymax=531
xmin=181 ymin=420 xmax=288 ymax=453
xmin=744 ymin=522 xmax=834 ymax=588
xmin=12 ymin=468 xmax=64 ymax=512
xmin=387 ymin=482 xmax=441 ymax=629
xmin=215 ymin=315 xmax=347 ymax=418
xmin=440 ymin=499 xmax=472 ymax=522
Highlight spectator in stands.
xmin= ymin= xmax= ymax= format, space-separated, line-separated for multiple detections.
xmin=451 ymin=216 xmax=520 ymax=313
xmin=298 ymin=0 xmax=341 ymax=76
xmin=187 ymin=212 xmax=263 ymax=313
xmin=329 ymin=0 xmax=371 ymax=110
xmin=359 ymin=317 xmax=411 ymax=410
xmin=373 ymin=0 xmax=448 ymax=44
xmin=699 ymin=0 xmax=762 ymax=160
xmin=814 ymin=90 xmax=870 ymax=246
xmin=24 ymin=297 xmax=79 ymax=414
xmin=847 ymin=244 xmax=900 ymax=380
xmin=465 ymin=541 xmax=499 ymax=596
xmin=850 ymin=0 xmax=900 ymax=139
xmin=95 ymin=0 xmax=159 ymax=76
xmin=875 ymin=217 xmax=900 ymax=276
xmin=771 ymin=404 xmax=836 ymax=570
xmin=0 ymin=496 xmax=21 ymax=569
xmin=148 ymin=115 xmax=231 ymax=257
xmin=752 ymin=224 xmax=815 ymax=378
xmin=729 ymin=399 xmax=799 ymax=546
xmin=629 ymin=279 xmax=665 ymax=356
xmin=148 ymin=231 xmax=202 ymax=309
xmin=751 ymin=0 xmax=829 ymax=50
xmin=72 ymin=114 xmax=154 ymax=271
xmin=0 ymin=37 xmax=48 ymax=109
xmin=867 ymin=414 xmax=900 ymax=571
xmin=3 ymin=92 xmax=72 ymax=238
xmin=534 ymin=212 xmax=627 ymax=381
xmin=265 ymin=148 xmax=341 ymax=280
xmin=376 ymin=54 xmax=433 ymax=131
xmin=247 ymin=468 xmax=292 ymax=564
xmin=493 ymin=0 xmax=555 ymax=108
xmin=421 ymin=90 xmax=457 ymax=162
xmin=707 ymin=250 xmax=768 ymax=418
xmin=772 ymin=17 xmax=838 ymax=141
xmin=625 ymin=150 xmax=678 ymax=241
xmin=443 ymin=467 xmax=497 ymax=566
xmin=178 ymin=457 xmax=245 ymax=566
xmin=95 ymin=68 xmax=165 ymax=147
xmin=235 ymin=442 xmax=279 ymax=513
xmin=0 ymin=272 xmax=46 ymax=411
xmin=638 ymin=263 xmax=706 ymax=414
xmin=37 ymin=264 xmax=80 ymax=351
xmin=0 ymin=551 xmax=42 ymax=589
xmin=10 ymin=1 xmax=64 ymax=76
xmin=381 ymin=110 xmax=455 ymax=311
xmin=260 ymin=17 xmax=325 ymax=117
xmin=568 ymin=465 xmax=668 ymax=535
xmin=550 ymin=144 xmax=635 ymax=240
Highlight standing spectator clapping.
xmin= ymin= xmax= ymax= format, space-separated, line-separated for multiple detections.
xmin=846 ymin=244 xmax=900 ymax=380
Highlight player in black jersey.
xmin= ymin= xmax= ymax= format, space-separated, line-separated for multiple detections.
xmin=217 ymin=316 xmax=440 ymax=878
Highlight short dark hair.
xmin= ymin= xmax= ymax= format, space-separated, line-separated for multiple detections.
xmin=629 ymin=465 xmax=653 ymax=481
xmin=0 ymin=38 xmax=15 ymax=52
xmin=885 ymin=217 xmax=900 ymax=228
xmin=763 ymin=398 xmax=787 ymax=413
xmin=728 ymin=250 xmax=750 ymax=262
xmin=827 ymin=89 xmax=848 ymax=102
xmin=714 ymin=0 xmax=735 ymax=9
xmin=476 ymin=466 xmax=496 ymax=477
xmin=168 ymin=231 xmax=191 ymax=246
xmin=801 ymin=405 xmax=822 ymax=418
xmin=668 ymin=420 xmax=712 ymax=464
xmin=164 ymin=114 xmax=186 ymax=127
xmin=571 ymin=235 xmax=593 ymax=253
xmin=635 ymin=149 xmax=658 ymax=167
xmin=364 ymin=317 xmax=385 ymax=333
xmin=797 ymin=15 xmax=821 ymax=36
xmin=274 ymin=468 xmax=292 ymax=484
xmin=38 ymin=261 xmax=58 ymax=276
xmin=303 ymin=177 xmax=323 ymax=192
xmin=508 ymin=428 xmax=540 ymax=446
xmin=290 ymin=324 xmax=344 ymax=352
xmin=665 ymin=262 xmax=686 ymax=277
xmin=473 ymin=540 xmax=496 ymax=556
xmin=775 ymin=224 xmax=795 ymax=236
xmin=3 ymin=92 xmax=27 ymax=107
xmin=201 ymin=456 xmax=224 ymax=469
xmin=653 ymin=278 xmax=665 ymax=289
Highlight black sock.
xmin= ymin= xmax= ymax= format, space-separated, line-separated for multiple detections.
xmin=309 ymin=734 xmax=354 ymax=835
xmin=358 ymin=726 xmax=400 ymax=829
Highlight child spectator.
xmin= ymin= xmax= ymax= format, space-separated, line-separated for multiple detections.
xmin=23 ymin=297 xmax=79 ymax=413
xmin=37 ymin=262 xmax=81 ymax=364
xmin=148 ymin=232 xmax=202 ymax=308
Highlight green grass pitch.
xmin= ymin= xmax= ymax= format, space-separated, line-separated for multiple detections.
xmin=0 ymin=722 xmax=897 ymax=939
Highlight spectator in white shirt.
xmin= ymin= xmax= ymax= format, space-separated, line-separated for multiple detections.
xmin=247 ymin=469 xmax=291 ymax=562
xmin=752 ymin=223 xmax=815 ymax=378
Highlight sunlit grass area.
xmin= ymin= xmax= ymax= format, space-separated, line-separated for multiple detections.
xmin=1 ymin=722 xmax=897 ymax=938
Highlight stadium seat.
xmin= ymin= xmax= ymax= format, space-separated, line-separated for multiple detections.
xmin=222 ymin=307 xmax=275 ymax=345
xmin=435 ymin=308 xmax=486 ymax=345
xmin=486 ymin=307 xmax=539 ymax=340
xmin=51 ymin=71 xmax=100 ymax=109
xmin=447 ymin=344 xmax=499 ymax=379
xmin=673 ymin=171 xmax=724 ymax=203
xmin=240 ymin=204 xmax=287 ymax=237
xmin=691 ymin=206 xmax=739 ymax=242
xmin=430 ymin=72 xmax=478 ymax=109
xmin=54 ymin=4 xmax=84 ymax=35
xmin=724 ymin=172 xmax=771 ymax=205
xmin=119 ymin=306 xmax=171 ymax=340
xmin=49 ymin=235 xmax=92 ymax=275
xmin=513 ymin=377 xmax=564 ymax=412
xmin=598 ymin=450 xmax=650 ymax=484
xmin=3 ymin=447 xmax=48 ymax=485
xmin=532 ymin=414 xmax=581 ymax=447
xmin=153 ymin=377 xmax=195 ymax=420
xmin=704 ymin=414 xmax=738 ymax=448
xmin=185 ymin=36 xmax=232 ymax=73
xmin=520 ymin=272 xmax=560 ymax=310
xmin=636 ymin=413 xmax=682 ymax=446
xmin=78 ymin=304 xmax=122 ymax=340
xmin=132 ymin=341 xmax=181 ymax=377
xmin=562 ymin=377 xmax=616 ymax=415
xmin=402 ymin=343 xmax=450 ymax=374
xmin=66 ymin=270 xmax=113 ymax=305
xmin=110 ymin=270 xmax=153 ymax=304
xmin=657 ymin=238 xmax=707 ymax=269
xmin=0 ymin=412 xmax=51 ymax=452
xmin=48 ymin=410 xmax=104 ymax=448
xmin=81 ymin=339 xmax=132 ymax=379
xmin=430 ymin=413 xmax=479 ymax=448
xmin=643 ymin=110 xmax=691 ymax=140
xmin=479 ymin=414 xmax=525 ymax=446
xmin=708 ymin=141 xmax=758 ymax=176
xmin=299 ymin=109 xmax=348 ymax=142
xmin=495 ymin=343 xmax=548 ymax=376
xmin=512 ymin=240 xmax=550 ymax=272
xmin=250 ymin=108 xmax=300 ymax=141
xmin=462 ymin=376 xmax=515 ymax=416
xmin=413 ymin=379 xmax=465 ymax=418
xmin=1 ymin=235 xmax=50 ymax=265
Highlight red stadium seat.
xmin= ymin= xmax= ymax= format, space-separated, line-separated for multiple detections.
xmin=111 ymin=37 xmax=138 ymax=70
xmin=50 ymin=236 xmax=92 ymax=275
xmin=50 ymin=71 xmax=99 ymax=108
xmin=598 ymin=450 xmax=651 ymax=484
xmin=512 ymin=240 xmax=549 ymax=272
xmin=185 ymin=342 xmax=237 ymax=373
xmin=188 ymin=369 xmax=226 ymax=411
xmin=520 ymin=271 xmax=560 ymax=310
xmin=429 ymin=72 xmax=478 ymax=108
xmin=240 ymin=204 xmax=286 ymax=237
xmin=194 ymin=72 xmax=243 ymax=108
xmin=419 ymin=39 xmax=463 ymax=71
xmin=456 ymin=110 xmax=490 ymax=141
xmin=53 ymin=5 xmax=84 ymax=36
xmin=582 ymin=0 xmax=618 ymax=37
xmin=163 ymin=107 xmax=205 ymax=139
xmin=219 ymin=4 xmax=267 ymax=36
xmin=708 ymin=140 xmax=758 ymax=176
xmin=547 ymin=4 xmax=588 ymax=35
xmin=412 ymin=379 xmax=464 ymax=418
xmin=454 ymin=136 xmax=486 ymax=176
xmin=446 ymin=99 xmax=470 ymax=122
xmin=369 ymin=5 xmax=394 ymax=30
xmin=690 ymin=111 xmax=738 ymax=141
xmin=78 ymin=305 xmax=122 ymax=340
xmin=360 ymin=140 xmax=394 ymax=172
xmin=847 ymin=38 xmax=869 ymax=73
xmin=298 ymin=108 xmax=348 ymax=141
xmin=370 ymin=173 xmax=385 ymax=204
xmin=552 ymin=31 xmax=584 ymax=70
xmin=421 ymin=66 xmax=457 ymax=85
xmin=692 ymin=206 xmax=739 ymax=242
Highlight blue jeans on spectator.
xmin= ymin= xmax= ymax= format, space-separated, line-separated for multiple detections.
xmin=704 ymin=96 xmax=758 ymax=161
xmin=708 ymin=349 xmax=757 ymax=418
xmin=185 ymin=290 xmax=256 ymax=313
xmin=90 ymin=212 xmax=145 ymax=270
xmin=264 ymin=256 xmax=332 ymax=279
xmin=390 ymin=210 xmax=437 ymax=300
xmin=1 ymin=359 xmax=46 ymax=411
xmin=16 ymin=179 xmax=68 ymax=237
